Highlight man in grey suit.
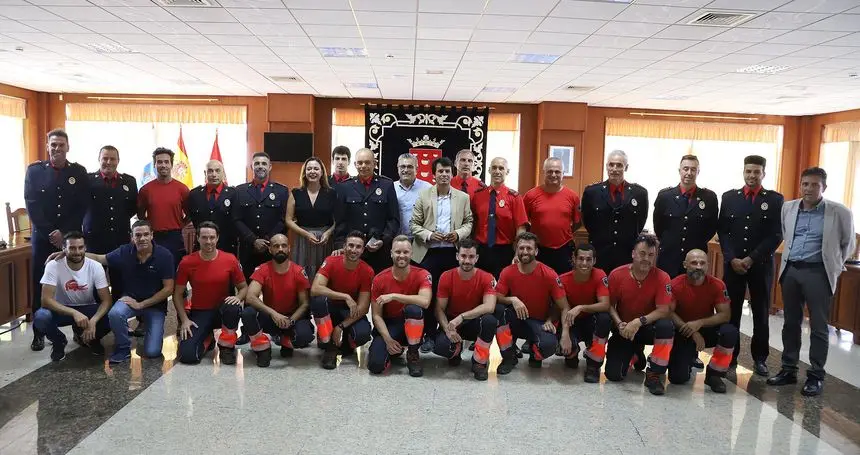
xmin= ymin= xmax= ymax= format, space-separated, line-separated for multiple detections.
xmin=768 ymin=167 xmax=856 ymax=396
xmin=410 ymin=156 xmax=473 ymax=352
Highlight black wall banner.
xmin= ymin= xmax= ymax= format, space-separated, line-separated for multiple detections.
xmin=365 ymin=105 xmax=490 ymax=184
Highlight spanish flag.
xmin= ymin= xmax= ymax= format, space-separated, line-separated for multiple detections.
xmin=174 ymin=126 xmax=194 ymax=188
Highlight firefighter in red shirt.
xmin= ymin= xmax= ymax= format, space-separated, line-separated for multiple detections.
xmin=310 ymin=231 xmax=374 ymax=370
xmin=432 ymin=238 xmax=498 ymax=381
xmin=367 ymin=235 xmax=432 ymax=377
xmin=232 ymin=234 xmax=314 ymax=367
xmin=558 ymin=243 xmax=613 ymax=383
xmin=667 ymin=249 xmax=738 ymax=393
xmin=495 ymin=232 xmax=571 ymax=372
xmin=605 ymin=234 xmax=674 ymax=396
xmin=173 ymin=222 xmax=248 ymax=365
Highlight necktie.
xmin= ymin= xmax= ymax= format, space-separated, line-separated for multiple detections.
xmin=208 ymin=190 xmax=217 ymax=210
xmin=487 ymin=190 xmax=497 ymax=247
xmin=461 ymin=179 xmax=468 ymax=193
xmin=679 ymin=192 xmax=689 ymax=212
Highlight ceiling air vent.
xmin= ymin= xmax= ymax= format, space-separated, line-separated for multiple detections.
xmin=152 ymin=0 xmax=219 ymax=7
xmin=687 ymin=11 xmax=756 ymax=27
xmin=270 ymin=76 xmax=301 ymax=83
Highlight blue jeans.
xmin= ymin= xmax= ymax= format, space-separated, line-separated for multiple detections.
xmin=108 ymin=301 xmax=166 ymax=360
xmin=32 ymin=304 xmax=110 ymax=345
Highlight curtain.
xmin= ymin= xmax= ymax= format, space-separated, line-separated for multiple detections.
xmin=333 ymin=108 xmax=364 ymax=127
xmin=0 ymin=115 xmax=26 ymax=240
xmin=66 ymin=103 xmax=246 ymax=124
xmin=0 ymin=95 xmax=26 ymax=118
xmin=822 ymin=122 xmax=860 ymax=143
xmin=607 ymin=118 xmax=781 ymax=143
xmin=489 ymin=113 xmax=519 ymax=132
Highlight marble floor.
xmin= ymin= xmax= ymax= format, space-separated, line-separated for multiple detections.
xmin=1 ymin=301 xmax=858 ymax=455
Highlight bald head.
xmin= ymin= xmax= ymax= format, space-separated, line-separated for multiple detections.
xmin=683 ymin=248 xmax=708 ymax=282
xmin=269 ymin=234 xmax=290 ymax=264
xmin=355 ymin=148 xmax=375 ymax=179
xmin=205 ymin=160 xmax=225 ymax=185
xmin=488 ymin=157 xmax=509 ymax=186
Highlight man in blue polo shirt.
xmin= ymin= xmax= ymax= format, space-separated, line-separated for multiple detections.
xmin=55 ymin=220 xmax=175 ymax=363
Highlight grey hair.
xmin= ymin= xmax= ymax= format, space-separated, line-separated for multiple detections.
xmin=455 ymin=149 xmax=475 ymax=161
xmin=397 ymin=153 xmax=417 ymax=165
xmin=543 ymin=156 xmax=563 ymax=168
xmin=607 ymin=149 xmax=628 ymax=166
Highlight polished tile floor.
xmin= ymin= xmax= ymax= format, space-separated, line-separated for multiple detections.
xmin=1 ymin=301 xmax=858 ymax=455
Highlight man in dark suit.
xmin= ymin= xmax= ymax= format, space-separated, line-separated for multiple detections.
xmin=84 ymin=145 xmax=138 ymax=302
xmin=718 ymin=155 xmax=783 ymax=376
xmin=653 ymin=154 xmax=718 ymax=278
xmin=186 ymin=160 xmax=238 ymax=255
xmin=333 ymin=148 xmax=400 ymax=273
xmin=581 ymin=150 xmax=649 ymax=274
xmin=24 ymin=128 xmax=90 ymax=351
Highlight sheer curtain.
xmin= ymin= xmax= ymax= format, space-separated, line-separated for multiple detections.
xmin=64 ymin=121 xmax=247 ymax=188
xmin=819 ymin=120 xmax=860 ymax=224
xmin=605 ymin=119 xmax=783 ymax=233
xmin=0 ymin=115 xmax=26 ymax=242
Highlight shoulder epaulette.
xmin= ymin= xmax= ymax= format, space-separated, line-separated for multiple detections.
xmin=509 ymin=189 xmax=519 ymax=197
xmin=28 ymin=160 xmax=45 ymax=168
xmin=376 ymin=174 xmax=393 ymax=181
xmin=475 ymin=186 xmax=490 ymax=193
xmin=657 ymin=186 xmax=674 ymax=194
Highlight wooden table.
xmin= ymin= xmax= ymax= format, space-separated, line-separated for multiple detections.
xmin=0 ymin=233 xmax=32 ymax=325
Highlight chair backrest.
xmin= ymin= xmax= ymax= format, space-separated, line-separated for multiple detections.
xmin=5 ymin=202 xmax=30 ymax=238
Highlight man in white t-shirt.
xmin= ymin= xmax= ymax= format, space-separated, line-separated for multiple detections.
xmin=33 ymin=231 xmax=112 ymax=361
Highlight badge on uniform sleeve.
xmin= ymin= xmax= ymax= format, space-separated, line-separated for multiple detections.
xmin=631 ymin=198 xmax=638 ymax=207
xmin=556 ymin=277 xmax=563 ymax=287
xmin=490 ymin=278 xmax=497 ymax=289
xmin=375 ymin=188 xmax=382 ymax=196
xmin=426 ymin=274 xmax=433 ymax=284
xmin=301 ymin=269 xmax=308 ymax=279
xmin=698 ymin=200 xmax=705 ymax=209
xmin=122 ymin=184 xmax=129 ymax=192
xmin=68 ymin=177 xmax=76 ymax=184
xmin=665 ymin=284 xmax=672 ymax=296
xmin=761 ymin=202 xmax=768 ymax=210
xmin=499 ymin=199 xmax=505 ymax=208
xmin=269 ymin=193 xmax=275 ymax=200
xmin=320 ymin=260 xmax=327 ymax=269
xmin=602 ymin=276 xmax=609 ymax=287
xmin=224 ymin=199 xmax=231 ymax=207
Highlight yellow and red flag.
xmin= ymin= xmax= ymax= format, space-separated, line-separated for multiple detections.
xmin=174 ymin=126 xmax=194 ymax=188
xmin=210 ymin=129 xmax=226 ymax=184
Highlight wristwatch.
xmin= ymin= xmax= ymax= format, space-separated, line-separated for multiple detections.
xmin=639 ymin=316 xmax=648 ymax=326
xmin=337 ymin=322 xmax=345 ymax=330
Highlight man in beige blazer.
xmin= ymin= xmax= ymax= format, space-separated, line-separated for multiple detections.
xmin=410 ymin=156 xmax=473 ymax=352
xmin=768 ymin=167 xmax=855 ymax=396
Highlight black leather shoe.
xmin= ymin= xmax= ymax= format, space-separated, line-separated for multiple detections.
xmin=692 ymin=357 xmax=705 ymax=369
xmin=754 ymin=361 xmax=769 ymax=377
xmin=766 ymin=370 xmax=798 ymax=386
xmin=31 ymin=333 xmax=45 ymax=351
xmin=801 ymin=378 xmax=823 ymax=397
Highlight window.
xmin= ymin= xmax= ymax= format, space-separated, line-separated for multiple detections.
xmin=331 ymin=108 xmax=363 ymax=177
xmin=819 ymin=122 xmax=860 ymax=224
xmin=0 ymin=94 xmax=26 ymax=242
xmin=604 ymin=118 xmax=783 ymax=233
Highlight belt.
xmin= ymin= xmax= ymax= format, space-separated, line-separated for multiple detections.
xmin=787 ymin=260 xmax=824 ymax=269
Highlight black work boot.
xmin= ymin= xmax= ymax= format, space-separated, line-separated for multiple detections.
xmin=584 ymin=360 xmax=601 ymax=383
xmin=406 ymin=347 xmax=423 ymax=377
xmin=321 ymin=344 xmax=338 ymax=370
xmin=705 ymin=367 xmax=727 ymax=393
xmin=644 ymin=371 xmax=666 ymax=396
xmin=31 ymin=331 xmax=45 ymax=351
xmin=497 ymin=348 xmax=518 ymax=375
xmin=472 ymin=361 xmax=488 ymax=381
xmin=219 ymin=346 xmax=237 ymax=365
xmin=256 ymin=348 xmax=272 ymax=367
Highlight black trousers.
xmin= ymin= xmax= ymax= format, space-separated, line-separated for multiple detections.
xmin=668 ymin=324 xmax=738 ymax=384
xmin=723 ymin=260 xmax=773 ymax=363
xmin=154 ymin=229 xmax=185 ymax=273
xmin=362 ymin=242 xmax=392 ymax=274
xmin=594 ymin=243 xmax=632 ymax=276
xmin=540 ymin=242 xmax=575 ymax=276
xmin=30 ymin=231 xmax=59 ymax=317
xmin=605 ymin=319 xmax=674 ymax=380
xmin=419 ymin=247 xmax=459 ymax=339
xmin=477 ymin=243 xmax=515 ymax=278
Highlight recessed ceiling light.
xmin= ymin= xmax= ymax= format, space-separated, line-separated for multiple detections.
xmin=425 ymin=69 xmax=444 ymax=75
xmin=513 ymin=53 xmax=561 ymax=64
xmin=152 ymin=0 xmax=217 ymax=6
xmin=346 ymin=82 xmax=378 ymax=89
xmin=736 ymin=64 xmax=790 ymax=74
xmin=482 ymin=87 xmax=516 ymax=93
xmin=84 ymin=43 xmax=136 ymax=54
xmin=320 ymin=47 xmax=367 ymax=58
xmin=385 ymin=54 xmax=395 ymax=60
xmin=652 ymin=94 xmax=690 ymax=100
xmin=270 ymin=76 xmax=301 ymax=83
xmin=565 ymin=85 xmax=595 ymax=91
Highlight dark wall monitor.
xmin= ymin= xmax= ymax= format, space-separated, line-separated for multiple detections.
xmin=264 ymin=132 xmax=313 ymax=162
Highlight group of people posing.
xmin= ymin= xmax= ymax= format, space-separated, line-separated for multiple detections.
xmin=25 ymin=129 xmax=854 ymax=398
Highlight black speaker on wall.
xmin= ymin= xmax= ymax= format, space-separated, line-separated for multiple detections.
xmin=264 ymin=132 xmax=313 ymax=162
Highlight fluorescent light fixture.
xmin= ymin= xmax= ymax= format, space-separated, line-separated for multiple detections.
xmin=513 ymin=53 xmax=561 ymax=64
xmin=84 ymin=43 xmax=136 ymax=54
xmin=346 ymin=82 xmax=378 ymax=89
xmin=482 ymin=87 xmax=516 ymax=93
xmin=319 ymin=47 xmax=367 ymax=58
xmin=736 ymin=64 xmax=790 ymax=74
xmin=630 ymin=112 xmax=759 ymax=121
xmin=651 ymin=94 xmax=690 ymax=100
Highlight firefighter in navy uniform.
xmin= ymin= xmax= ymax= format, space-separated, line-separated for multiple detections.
xmin=333 ymin=148 xmax=400 ymax=273
xmin=653 ymin=154 xmax=718 ymax=279
xmin=187 ymin=160 xmax=238 ymax=255
xmin=717 ymin=154 xmax=783 ymax=376
xmin=24 ymin=128 xmax=90 ymax=351
xmin=581 ymin=150 xmax=648 ymax=274
xmin=83 ymin=145 xmax=138 ymax=302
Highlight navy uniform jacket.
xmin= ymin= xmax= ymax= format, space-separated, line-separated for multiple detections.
xmin=333 ymin=175 xmax=400 ymax=248
xmin=186 ymin=184 xmax=239 ymax=254
xmin=653 ymin=185 xmax=719 ymax=277
xmin=233 ymin=181 xmax=289 ymax=248
xmin=24 ymin=161 xmax=90 ymax=238
xmin=718 ymin=187 xmax=784 ymax=264
xmin=581 ymin=180 xmax=649 ymax=272
xmin=83 ymin=172 xmax=137 ymax=253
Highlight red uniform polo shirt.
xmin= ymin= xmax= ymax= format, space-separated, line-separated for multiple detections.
xmin=495 ymin=262 xmax=564 ymax=321
xmin=608 ymin=265 xmax=672 ymax=323
xmin=138 ymin=178 xmax=189 ymax=231
xmin=372 ymin=266 xmax=432 ymax=319
xmin=176 ymin=251 xmax=245 ymax=310
xmin=250 ymin=261 xmax=310 ymax=314
xmin=670 ymin=274 xmax=729 ymax=322
xmin=317 ymin=255 xmax=374 ymax=305
xmin=559 ymin=268 xmax=608 ymax=319
xmin=524 ymin=186 xmax=581 ymax=249
xmin=471 ymin=185 xmax=529 ymax=245
xmin=451 ymin=175 xmax=484 ymax=199
xmin=437 ymin=268 xmax=496 ymax=318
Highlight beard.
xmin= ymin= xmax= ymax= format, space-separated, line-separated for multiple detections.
xmin=67 ymin=254 xmax=84 ymax=264
xmin=273 ymin=252 xmax=288 ymax=264
xmin=518 ymin=254 xmax=534 ymax=264
xmin=686 ymin=269 xmax=705 ymax=281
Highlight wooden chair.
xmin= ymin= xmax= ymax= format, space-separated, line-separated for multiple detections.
xmin=5 ymin=202 xmax=30 ymax=238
